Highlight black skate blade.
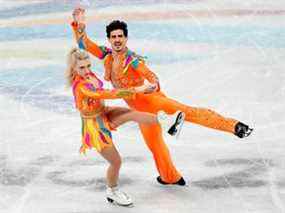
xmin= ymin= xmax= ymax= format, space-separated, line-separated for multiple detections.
xmin=175 ymin=113 xmax=185 ymax=139
xmin=245 ymin=128 xmax=254 ymax=137
xmin=107 ymin=197 xmax=134 ymax=208
xmin=107 ymin=197 xmax=114 ymax=203
xmin=167 ymin=112 xmax=185 ymax=137
xmin=167 ymin=112 xmax=183 ymax=135
xmin=168 ymin=125 xmax=177 ymax=135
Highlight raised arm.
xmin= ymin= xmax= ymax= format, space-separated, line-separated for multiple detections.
xmin=71 ymin=9 xmax=110 ymax=60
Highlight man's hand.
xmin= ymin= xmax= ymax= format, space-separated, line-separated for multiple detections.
xmin=143 ymin=83 xmax=157 ymax=94
xmin=72 ymin=8 xmax=86 ymax=25
xmin=134 ymin=82 xmax=158 ymax=94
xmin=72 ymin=8 xmax=86 ymax=34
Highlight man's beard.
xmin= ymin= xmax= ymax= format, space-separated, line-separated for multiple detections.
xmin=113 ymin=42 xmax=123 ymax=51
xmin=114 ymin=45 xmax=123 ymax=52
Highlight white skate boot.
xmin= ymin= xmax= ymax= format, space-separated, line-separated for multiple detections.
xmin=157 ymin=111 xmax=185 ymax=137
xmin=106 ymin=186 xmax=133 ymax=207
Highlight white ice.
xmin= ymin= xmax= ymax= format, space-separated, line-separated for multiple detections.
xmin=0 ymin=1 xmax=285 ymax=213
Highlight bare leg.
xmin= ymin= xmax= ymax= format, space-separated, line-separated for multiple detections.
xmin=105 ymin=106 xmax=158 ymax=128
xmin=99 ymin=145 xmax=122 ymax=187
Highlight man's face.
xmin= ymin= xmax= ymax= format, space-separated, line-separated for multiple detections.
xmin=108 ymin=29 xmax=128 ymax=52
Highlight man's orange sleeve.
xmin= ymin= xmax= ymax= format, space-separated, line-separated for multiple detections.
xmin=136 ymin=62 xmax=161 ymax=91
xmin=71 ymin=22 xmax=106 ymax=59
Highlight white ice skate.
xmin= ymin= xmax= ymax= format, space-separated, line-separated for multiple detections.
xmin=106 ymin=186 xmax=133 ymax=207
xmin=157 ymin=110 xmax=185 ymax=138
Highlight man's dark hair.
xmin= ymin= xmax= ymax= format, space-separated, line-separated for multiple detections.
xmin=106 ymin=20 xmax=128 ymax=38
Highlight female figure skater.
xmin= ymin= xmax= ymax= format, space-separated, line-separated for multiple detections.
xmin=65 ymin=48 xmax=184 ymax=206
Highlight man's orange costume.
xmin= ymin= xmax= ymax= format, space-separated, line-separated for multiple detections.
xmin=71 ymin=22 xmax=238 ymax=183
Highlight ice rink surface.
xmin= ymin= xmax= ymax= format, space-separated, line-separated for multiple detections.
xmin=0 ymin=0 xmax=285 ymax=212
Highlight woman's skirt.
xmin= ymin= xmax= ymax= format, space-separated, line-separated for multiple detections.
xmin=80 ymin=114 xmax=113 ymax=154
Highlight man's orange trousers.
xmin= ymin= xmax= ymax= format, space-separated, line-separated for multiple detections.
xmin=126 ymin=91 xmax=238 ymax=183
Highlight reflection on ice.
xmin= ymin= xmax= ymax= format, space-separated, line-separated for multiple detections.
xmin=193 ymin=158 xmax=274 ymax=190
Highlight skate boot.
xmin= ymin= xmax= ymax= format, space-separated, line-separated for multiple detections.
xmin=157 ymin=111 xmax=185 ymax=137
xmin=156 ymin=176 xmax=186 ymax=186
xmin=234 ymin=122 xmax=253 ymax=138
xmin=106 ymin=186 xmax=133 ymax=206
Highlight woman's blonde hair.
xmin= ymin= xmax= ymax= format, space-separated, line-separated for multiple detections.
xmin=65 ymin=47 xmax=90 ymax=87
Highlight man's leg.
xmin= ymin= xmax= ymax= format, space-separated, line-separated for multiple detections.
xmin=145 ymin=93 xmax=238 ymax=134
xmin=106 ymin=105 xmax=183 ymax=184
xmin=124 ymin=92 xmax=238 ymax=184
xmin=139 ymin=122 xmax=182 ymax=184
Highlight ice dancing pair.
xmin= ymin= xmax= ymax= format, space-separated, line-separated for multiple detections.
xmin=66 ymin=48 xmax=185 ymax=206
xmin=68 ymin=8 xmax=253 ymax=207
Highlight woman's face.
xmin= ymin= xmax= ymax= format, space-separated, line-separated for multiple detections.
xmin=75 ymin=59 xmax=92 ymax=76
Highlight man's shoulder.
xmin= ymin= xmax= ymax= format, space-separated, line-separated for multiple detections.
xmin=126 ymin=49 xmax=145 ymax=60
xmin=98 ymin=46 xmax=112 ymax=59
xmin=125 ymin=49 xmax=146 ymax=69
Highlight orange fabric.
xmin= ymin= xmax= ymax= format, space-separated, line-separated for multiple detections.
xmin=127 ymin=92 xmax=238 ymax=133
xmin=139 ymin=123 xmax=181 ymax=182
xmin=127 ymin=92 xmax=238 ymax=183
xmin=72 ymin=74 xmax=136 ymax=154
xmin=71 ymin=22 xmax=105 ymax=59
xmin=71 ymin=22 xmax=159 ymax=89
xmin=71 ymin=23 xmax=238 ymax=183
xmin=72 ymin=74 xmax=135 ymax=117
xmin=103 ymin=53 xmax=160 ymax=89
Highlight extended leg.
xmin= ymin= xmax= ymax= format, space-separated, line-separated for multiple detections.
xmin=105 ymin=106 xmax=158 ymax=128
xmin=144 ymin=93 xmax=238 ymax=134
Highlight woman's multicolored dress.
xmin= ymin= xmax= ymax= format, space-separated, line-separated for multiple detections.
xmin=72 ymin=73 xmax=135 ymax=154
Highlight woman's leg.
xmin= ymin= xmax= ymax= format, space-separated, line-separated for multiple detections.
xmin=105 ymin=106 xmax=158 ymax=128
xmin=99 ymin=145 xmax=122 ymax=187
xmin=100 ymin=144 xmax=133 ymax=206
